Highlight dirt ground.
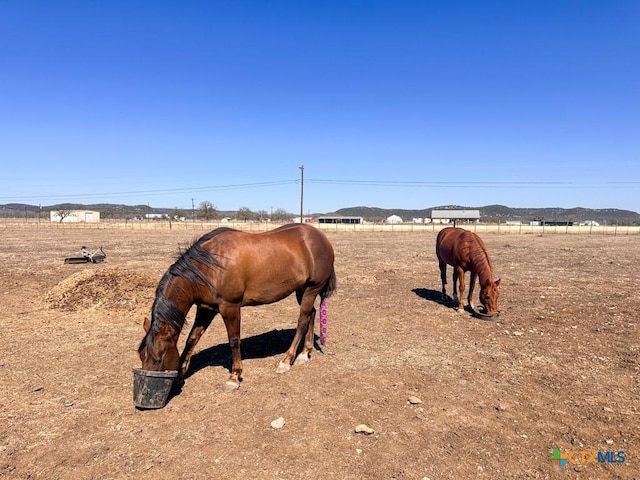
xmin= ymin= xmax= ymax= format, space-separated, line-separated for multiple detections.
xmin=0 ymin=224 xmax=638 ymax=479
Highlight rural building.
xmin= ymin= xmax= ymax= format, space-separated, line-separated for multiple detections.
xmin=292 ymin=216 xmax=315 ymax=224
xmin=431 ymin=210 xmax=480 ymax=225
xmin=385 ymin=215 xmax=403 ymax=224
xmin=530 ymin=221 xmax=574 ymax=227
xmin=317 ymin=216 xmax=363 ymax=224
xmin=50 ymin=210 xmax=100 ymax=223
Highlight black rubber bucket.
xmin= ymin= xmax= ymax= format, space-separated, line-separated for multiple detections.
xmin=471 ymin=305 xmax=501 ymax=320
xmin=132 ymin=368 xmax=178 ymax=409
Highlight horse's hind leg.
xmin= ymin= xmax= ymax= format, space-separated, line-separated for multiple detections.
xmin=293 ymin=304 xmax=316 ymax=367
xmin=179 ymin=305 xmax=216 ymax=377
xmin=277 ymin=289 xmax=317 ymax=373
xmin=220 ymin=304 xmax=243 ymax=392
xmin=293 ymin=288 xmax=318 ymax=365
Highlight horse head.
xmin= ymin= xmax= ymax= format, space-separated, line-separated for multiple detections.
xmin=479 ymin=278 xmax=501 ymax=317
xmin=138 ymin=316 xmax=180 ymax=371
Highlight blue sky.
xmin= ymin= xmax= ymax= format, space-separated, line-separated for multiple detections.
xmin=1 ymin=1 xmax=638 ymax=214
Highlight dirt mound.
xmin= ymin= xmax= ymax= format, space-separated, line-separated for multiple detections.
xmin=45 ymin=267 xmax=158 ymax=312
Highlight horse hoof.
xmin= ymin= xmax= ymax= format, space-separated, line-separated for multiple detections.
xmin=456 ymin=308 xmax=465 ymax=314
xmin=221 ymin=380 xmax=240 ymax=393
xmin=276 ymin=361 xmax=291 ymax=374
xmin=294 ymin=354 xmax=310 ymax=366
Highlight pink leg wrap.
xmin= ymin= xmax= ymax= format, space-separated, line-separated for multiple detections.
xmin=319 ymin=298 xmax=328 ymax=345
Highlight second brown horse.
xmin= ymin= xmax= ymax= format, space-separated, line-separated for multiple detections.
xmin=436 ymin=227 xmax=500 ymax=317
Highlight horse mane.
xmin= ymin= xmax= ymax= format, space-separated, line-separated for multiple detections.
xmin=167 ymin=227 xmax=232 ymax=286
xmin=138 ymin=227 xmax=233 ymax=354
xmin=467 ymin=233 xmax=493 ymax=282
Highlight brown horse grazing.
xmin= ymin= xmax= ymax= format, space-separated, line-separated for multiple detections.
xmin=435 ymin=227 xmax=500 ymax=317
xmin=138 ymin=223 xmax=336 ymax=393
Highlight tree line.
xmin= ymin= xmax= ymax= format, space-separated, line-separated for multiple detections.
xmin=175 ymin=201 xmax=292 ymax=222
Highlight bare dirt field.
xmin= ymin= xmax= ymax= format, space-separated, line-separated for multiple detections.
xmin=1 ymin=224 xmax=638 ymax=479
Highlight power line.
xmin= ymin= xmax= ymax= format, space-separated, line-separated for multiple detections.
xmin=2 ymin=178 xmax=638 ymax=204
xmin=307 ymin=179 xmax=571 ymax=187
xmin=0 ymin=180 xmax=298 ymax=202
xmin=307 ymin=179 xmax=640 ymax=189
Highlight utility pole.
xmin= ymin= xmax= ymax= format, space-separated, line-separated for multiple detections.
xmin=299 ymin=164 xmax=304 ymax=223
xmin=191 ymin=198 xmax=195 ymax=223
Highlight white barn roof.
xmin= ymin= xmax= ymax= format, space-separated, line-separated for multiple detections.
xmin=431 ymin=210 xmax=480 ymax=219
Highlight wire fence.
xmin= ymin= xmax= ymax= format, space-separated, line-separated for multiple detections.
xmin=1 ymin=218 xmax=639 ymax=235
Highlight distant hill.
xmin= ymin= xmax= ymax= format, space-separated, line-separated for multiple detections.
xmin=1 ymin=203 xmax=639 ymax=225
xmin=0 ymin=203 xmax=235 ymax=220
xmin=329 ymin=205 xmax=640 ymax=225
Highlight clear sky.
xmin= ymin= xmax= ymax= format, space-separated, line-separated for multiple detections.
xmin=1 ymin=1 xmax=638 ymax=214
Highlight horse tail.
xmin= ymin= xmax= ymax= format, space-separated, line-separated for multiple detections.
xmin=319 ymin=269 xmax=336 ymax=346
xmin=321 ymin=268 xmax=337 ymax=299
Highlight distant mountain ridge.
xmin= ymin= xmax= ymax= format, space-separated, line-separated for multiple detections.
xmin=1 ymin=203 xmax=639 ymax=225
xmin=330 ymin=205 xmax=640 ymax=225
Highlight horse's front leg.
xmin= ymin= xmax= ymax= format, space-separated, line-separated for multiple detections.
xmin=438 ymin=259 xmax=448 ymax=301
xmin=452 ymin=269 xmax=459 ymax=307
xmin=220 ymin=304 xmax=242 ymax=392
xmin=454 ymin=267 xmax=465 ymax=312
xmin=277 ymin=291 xmax=316 ymax=373
xmin=179 ymin=305 xmax=216 ymax=378
xmin=467 ymin=272 xmax=478 ymax=311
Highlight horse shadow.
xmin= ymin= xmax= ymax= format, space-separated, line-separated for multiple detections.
xmin=412 ymin=287 xmax=479 ymax=316
xmin=168 ymin=328 xmax=301 ymax=399
xmin=185 ymin=328 xmax=307 ymax=379
xmin=413 ymin=287 xmax=446 ymax=305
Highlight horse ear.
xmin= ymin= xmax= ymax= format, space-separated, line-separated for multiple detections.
xmin=143 ymin=317 xmax=151 ymax=332
xmin=159 ymin=324 xmax=178 ymax=344
xmin=495 ymin=278 xmax=501 ymax=287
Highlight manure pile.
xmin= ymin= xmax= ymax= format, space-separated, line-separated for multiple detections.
xmin=45 ymin=267 xmax=158 ymax=312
